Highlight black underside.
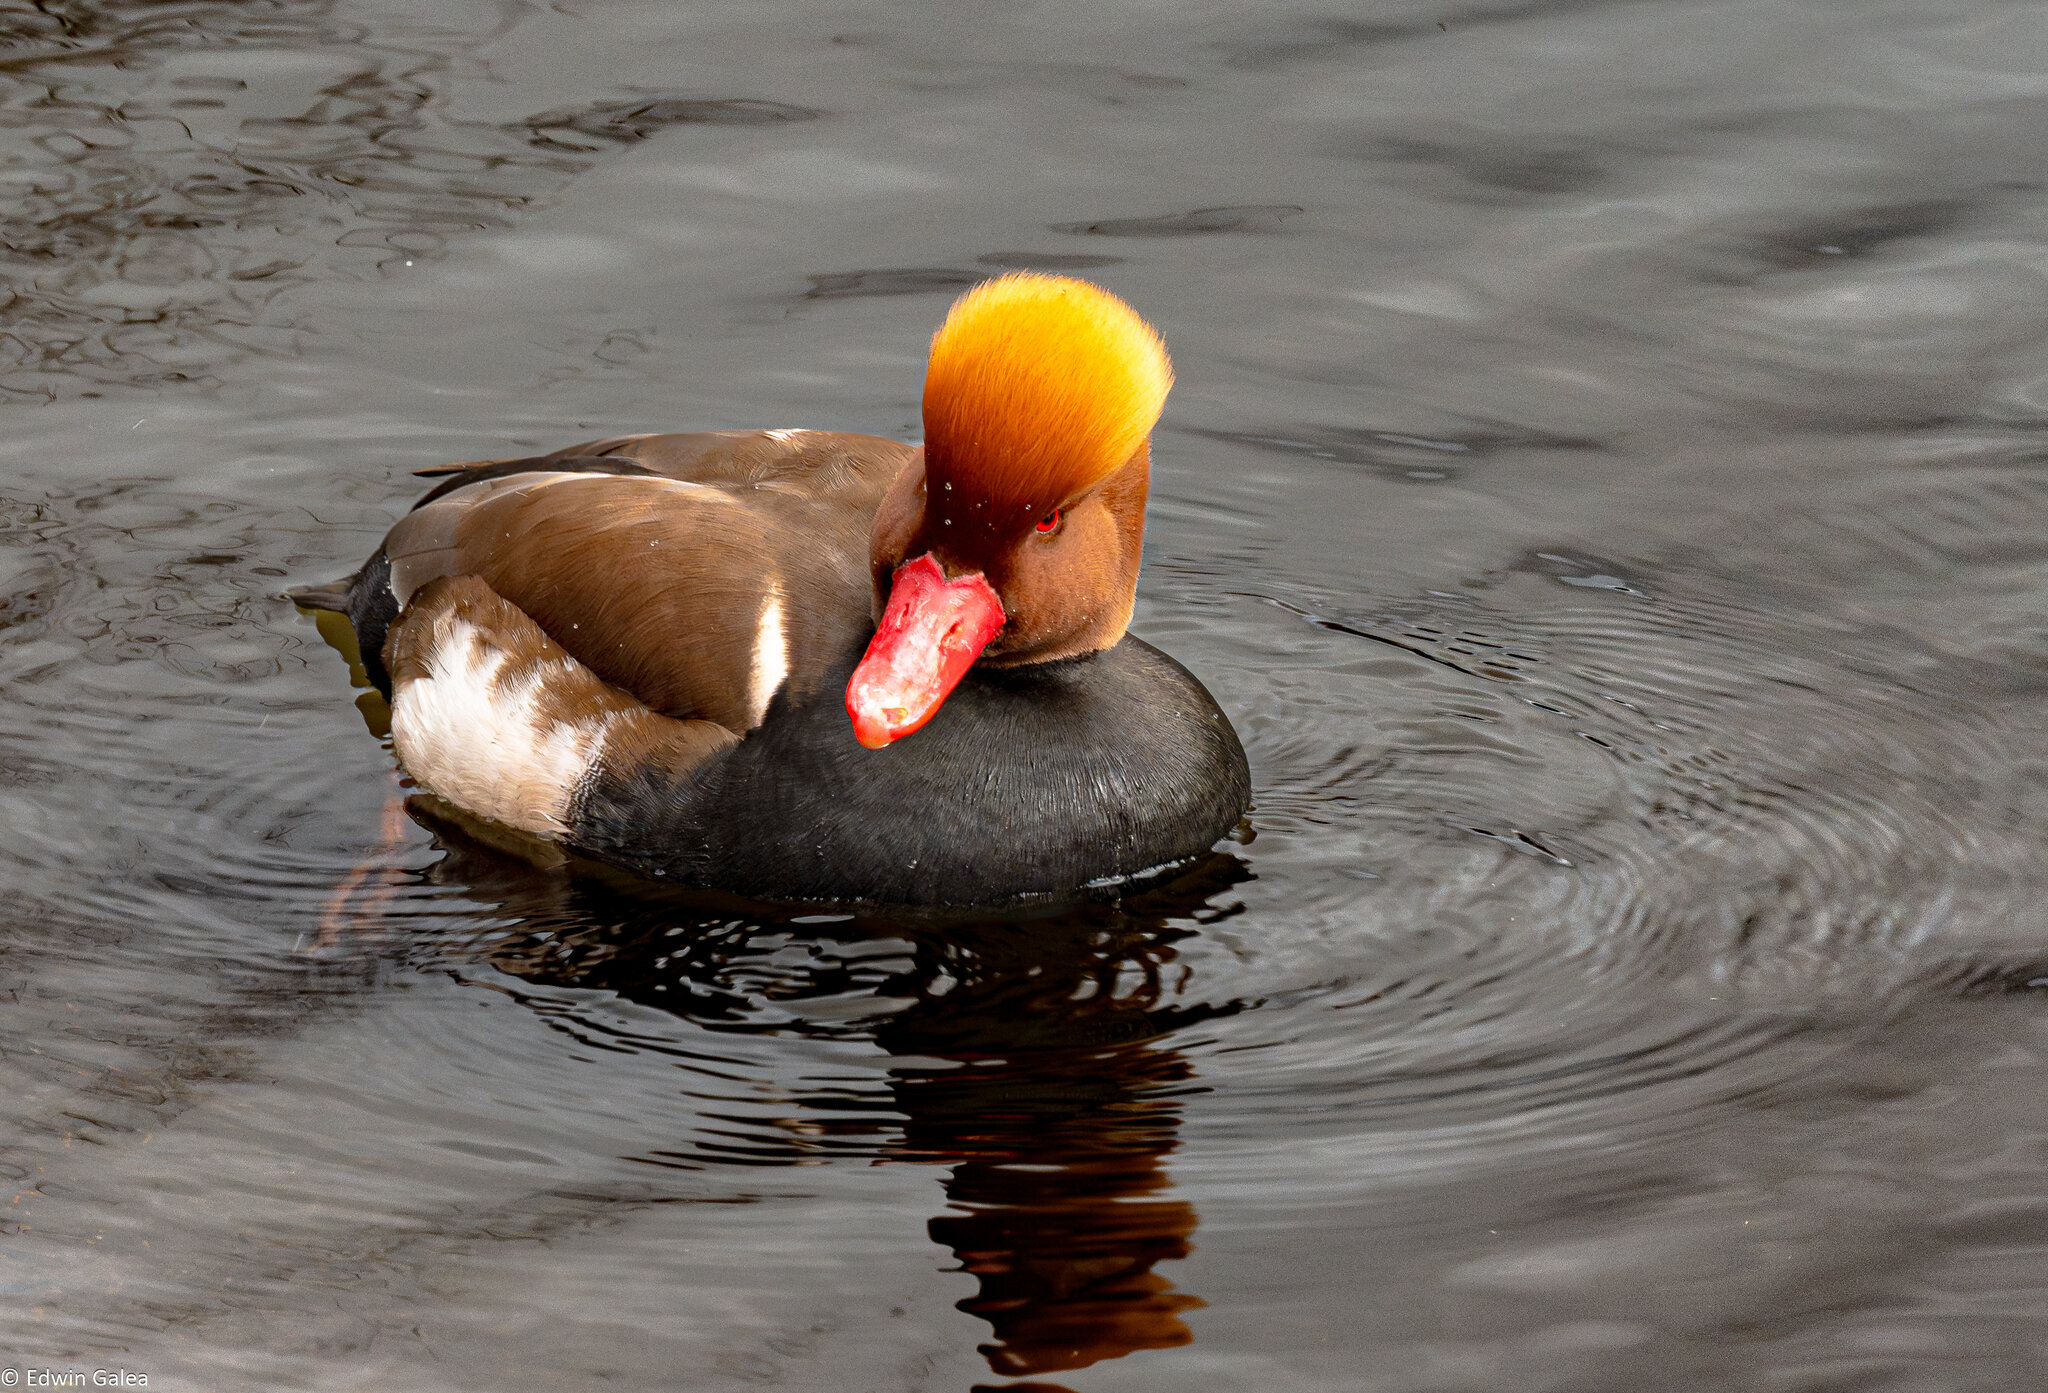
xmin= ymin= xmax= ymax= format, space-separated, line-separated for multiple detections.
xmin=568 ymin=636 xmax=1252 ymax=908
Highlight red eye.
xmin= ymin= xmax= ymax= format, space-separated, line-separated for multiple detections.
xmin=1036 ymin=510 xmax=1060 ymax=534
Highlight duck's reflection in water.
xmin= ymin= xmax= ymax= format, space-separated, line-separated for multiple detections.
xmin=873 ymin=906 xmax=1230 ymax=1382
xmin=910 ymin=1045 xmax=1205 ymax=1381
xmin=403 ymin=805 xmax=1246 ymax=1386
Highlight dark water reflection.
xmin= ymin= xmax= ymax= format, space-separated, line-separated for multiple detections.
xmin=407 ymin=815 xmax=1243 ymax=1382
xmin=7 ymin=0 xmax=2048 ymax=1388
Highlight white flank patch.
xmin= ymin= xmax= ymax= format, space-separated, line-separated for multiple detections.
xmin=763 ymin=428 xmax=811 ymax=443
xmin=746 ymin=580 xmax=789 ymax=728
xmin=390 ymin=619 xmax=609 ymax=836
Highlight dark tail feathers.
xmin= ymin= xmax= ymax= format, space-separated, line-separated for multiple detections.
xmin=286 ymin=578 xmax=355 ymax=612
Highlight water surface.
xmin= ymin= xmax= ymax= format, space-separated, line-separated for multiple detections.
xmin=6 ymin=1 xmax=2048 ymax=1388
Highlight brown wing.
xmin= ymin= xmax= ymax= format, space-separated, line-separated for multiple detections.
xmin=382 ymin=430 xmax=910 ymax=733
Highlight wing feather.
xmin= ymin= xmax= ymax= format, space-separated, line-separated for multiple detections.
xmin=377 ymin=430 xmax=911 ymax=733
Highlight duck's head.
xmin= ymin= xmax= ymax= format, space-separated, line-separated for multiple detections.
xmin=848 ymin=273 xmax=1173 ymax=749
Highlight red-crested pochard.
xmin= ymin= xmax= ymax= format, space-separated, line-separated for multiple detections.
xmin=296 ymin=274 xmax=1249 ymax=905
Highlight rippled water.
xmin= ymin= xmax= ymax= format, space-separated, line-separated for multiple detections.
xmin=6 ymin=0 xmax=2048 ymax=1388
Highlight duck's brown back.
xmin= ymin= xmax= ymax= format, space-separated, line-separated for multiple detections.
xmin=378 ymin=430 xmax=909 ymax=734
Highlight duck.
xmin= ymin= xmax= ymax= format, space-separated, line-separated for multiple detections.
xmin=294 ymin=273 xmax=1250 ymax=906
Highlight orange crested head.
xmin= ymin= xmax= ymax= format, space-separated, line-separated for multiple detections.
xmin=922 ymin=273 xmax=1172 ymax=518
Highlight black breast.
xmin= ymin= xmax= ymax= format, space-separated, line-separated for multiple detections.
xmin=568 ymin=636 xmax=1251 ymax=906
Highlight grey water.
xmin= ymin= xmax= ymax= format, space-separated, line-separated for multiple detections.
xmin=4 ymin=0 xmax=2048 ymax=1388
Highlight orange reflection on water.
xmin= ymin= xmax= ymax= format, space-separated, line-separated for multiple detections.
xmin=888 ymin=1029 xmax=1207 ymax=1382
xmin=938 ymin=1148 xmax=1202 ymax=1378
